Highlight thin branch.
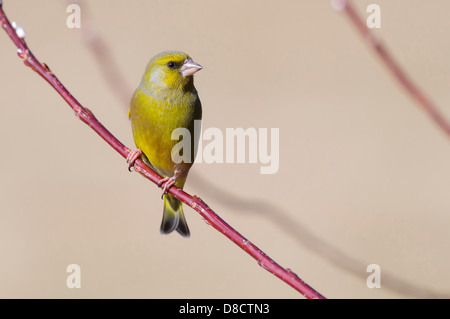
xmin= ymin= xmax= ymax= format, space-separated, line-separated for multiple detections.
xmin=332 ymin=0 xmax=450 ymax=138
xmin=0 ymin=3 xmax=325 ymax=299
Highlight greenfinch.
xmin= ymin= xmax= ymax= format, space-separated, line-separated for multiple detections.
xmin=127 ymin=51 xmax=203 ymax=237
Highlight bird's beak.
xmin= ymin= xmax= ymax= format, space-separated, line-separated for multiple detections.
xmin=180 ymin=59 xmax=203 ymax=77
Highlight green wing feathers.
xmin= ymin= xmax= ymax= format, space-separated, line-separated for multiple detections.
xmin=161 ymin=193 xmax=190 ymax=237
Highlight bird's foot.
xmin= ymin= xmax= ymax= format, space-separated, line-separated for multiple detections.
xmin=158 ymin=170 xmax=180 ymax=199
xmin=126 ymin=149 xmax=143 ymax=171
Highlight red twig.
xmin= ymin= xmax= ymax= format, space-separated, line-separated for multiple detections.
xmin=0 ymin=2 xmax=325 ymax=299
xmin=333 ymin=0 xmax=450 ymax=138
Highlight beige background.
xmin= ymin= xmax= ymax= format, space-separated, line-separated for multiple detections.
xmin=0 ymin=0 xmax=449 ymax=299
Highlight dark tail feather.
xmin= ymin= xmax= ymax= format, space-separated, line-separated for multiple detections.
xmin=160 ymin=193 xmax=190 ymax=237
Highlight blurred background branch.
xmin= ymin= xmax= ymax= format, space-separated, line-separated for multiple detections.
xmin=333 ymin=0 xmax=450 ymax=138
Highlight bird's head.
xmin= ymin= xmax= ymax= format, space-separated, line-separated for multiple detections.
xmin=141 ymin=51 xmax=202 ymax=93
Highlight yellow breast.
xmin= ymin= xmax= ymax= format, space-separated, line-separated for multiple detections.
xmin=129 ymin=85 xmax=201 ymax=188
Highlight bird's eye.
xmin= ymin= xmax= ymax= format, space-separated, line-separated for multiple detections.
xmin=167 ymin=61 xmax=176 ymax=69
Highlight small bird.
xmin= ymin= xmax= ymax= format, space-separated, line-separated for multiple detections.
xmin=127 ymin=51 xmax=203 ymax=237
